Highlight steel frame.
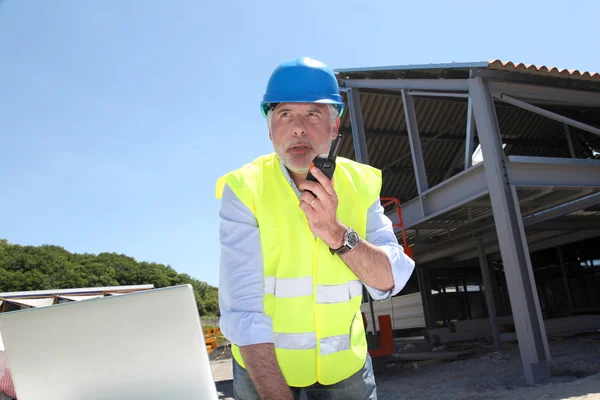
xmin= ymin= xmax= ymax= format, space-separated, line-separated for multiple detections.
xmin=478 ymin=240 xmax=501 ymax=351
xmin=345 ymin=68 xmax=600 ymax=386
xmin=470 ymin=77 xmax=550 ymax=385
xmin=493 ymin=94 xmax=600 ymax=137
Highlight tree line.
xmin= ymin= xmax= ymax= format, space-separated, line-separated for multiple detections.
xmin=0 ymin=239 xmax=219 ymax=316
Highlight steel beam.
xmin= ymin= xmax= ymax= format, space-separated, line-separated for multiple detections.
xmin=338 ymin=128 xmax=565 ymax=148
xmin=402 ymin=90 xmax=429 ymax=203
xmin=494 ymin=94 xmax=600 ymax=137
xmin=478 ymin=240 xmax=501 ymax=351
xmin=396 ymin=163 xmax=489 ymax=228
xmin=453 ymin=229 xmax=600 ymax=264
xmin=521 ymin=192 xmax=600 ymax=226
xmin=507 ymin=156 xmax=600 ymax=187
xmin=339 ymin=78 xmax=469 ymax=92
xmin=407 ymin=91 xmax=469 ymax=98
xmin=523 ymin=218 xmax=600 ymax=231
xmin=470 ymin=77 xmax=550 ymax=385
xmin=564 ymin=125 xmax=577 ymax=158
xmin=338 ymin=128 xmax=566 ymax=149
xmin=488 ymin=81 xmax=600 ymax=108
xmin=527 ymin=230 xmax=600 ymax=253
xmin=338 ymin=129 xmax=464 ymax=142
xmin=347 ymin=88 xmax=369 ymax=164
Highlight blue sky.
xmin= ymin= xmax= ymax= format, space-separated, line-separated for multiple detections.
xmin=1 ymin=0 xmax=598 ymax=287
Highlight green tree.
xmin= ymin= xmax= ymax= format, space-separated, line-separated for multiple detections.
xmin=0 ymin=239 xmax=220 ymax=316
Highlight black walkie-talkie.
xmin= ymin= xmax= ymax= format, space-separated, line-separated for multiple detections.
xmin=306 ymin=134 xmax=343 ymax=183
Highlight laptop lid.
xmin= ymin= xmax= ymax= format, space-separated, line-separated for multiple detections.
xmin=0 ymin=284 xmax=219 ymax=400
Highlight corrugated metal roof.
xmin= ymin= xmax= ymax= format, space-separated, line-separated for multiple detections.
xmin=335 ymin=59 xmax=600 ymax=82
xmin=488 ymin=60 xmax=600 ymax=81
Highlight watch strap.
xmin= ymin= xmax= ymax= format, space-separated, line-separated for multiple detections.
xmin=329 ymin=228 xmax=357 ymax=255
xmin=329 ymin=244 xmax=352 ymax=255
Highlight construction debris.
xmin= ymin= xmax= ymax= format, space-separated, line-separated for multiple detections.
xmin=428 ymin=314 xmax=600 ymax=345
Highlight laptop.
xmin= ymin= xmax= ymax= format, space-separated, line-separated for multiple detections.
xmin=0 ymin=284 xmax=219 ymax=400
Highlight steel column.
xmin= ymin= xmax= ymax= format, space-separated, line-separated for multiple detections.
xmin=402 ymin=89 xmax=429 ymax=215
xmin=347 ymin=88 xmax=370 ymax=164
xmin=401 ymin=90 xmax=429 ymax=191
xmin=465 ymin=97 xmax=477 ymax=170
xmin=557 ymin=247 xmax=575 ymax=313
xmin=469 ymin=77 xmax=551 ymax=385
xmin=417 ymin=268 xmax=436 ymax=329
xmin=347 ymin=87 xmax=376 ymax=332
xmin=478 ymin=240 xmax=501 ymax=351
xmin=564 ymin=125 xmax=577 ymax=158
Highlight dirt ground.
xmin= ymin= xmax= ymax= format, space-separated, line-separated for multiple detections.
xmin=210 ymin=333 xmax=600 ymax=399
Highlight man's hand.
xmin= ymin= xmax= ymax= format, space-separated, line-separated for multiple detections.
xmin=239 ymin=344 xmax=294 ymax=400
xmin=298 ymin=166 xmax=394 ymax=293
xmin=297 ymin=166 xmax=346 ymax=249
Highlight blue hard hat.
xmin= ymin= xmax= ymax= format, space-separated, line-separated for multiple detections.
xmin=261 ymin=57 xmax=345 ymax=119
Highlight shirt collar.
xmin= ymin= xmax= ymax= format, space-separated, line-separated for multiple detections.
xmin=278 ymin=157 xmax=302 ymax=199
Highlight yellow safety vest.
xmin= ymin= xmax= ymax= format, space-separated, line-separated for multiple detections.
xmin=215 ymin=153 xmax=382 ymax=387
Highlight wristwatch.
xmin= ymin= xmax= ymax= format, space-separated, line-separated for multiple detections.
xmin=329 ymin=228 xmax=359 ymax=255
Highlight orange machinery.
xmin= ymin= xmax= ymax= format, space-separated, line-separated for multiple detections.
xmin=362 ymin=198 xmax=412 ymax=359
xmin=204 ymin=327 xmax=221 ymax=355
xmin=380 ymin=197 xmax=413 ymax=259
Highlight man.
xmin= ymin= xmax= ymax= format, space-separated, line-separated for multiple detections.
xmin=216 ymin=57 xmax=415 ymax=400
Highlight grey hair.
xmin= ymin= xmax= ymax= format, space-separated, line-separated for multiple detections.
xmin=267 ymin=104 xmax=339 ymax=131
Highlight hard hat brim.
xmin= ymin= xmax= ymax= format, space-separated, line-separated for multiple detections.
xmin=260 ymin=97 xmax=345 ymax=119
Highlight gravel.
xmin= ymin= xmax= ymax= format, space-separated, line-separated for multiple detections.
xmin=211 ymin=334 xmax=600 ymax=400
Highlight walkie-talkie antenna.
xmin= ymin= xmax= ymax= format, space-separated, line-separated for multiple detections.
xmin=328 ymin=134 xmax=343 ymax=160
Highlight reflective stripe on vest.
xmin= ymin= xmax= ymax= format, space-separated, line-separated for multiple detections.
xmin=264 ymin=276 xmax=313 ymax=298
xmin=265 ymin=277 xmax=363 ymax=303
xmin=273 ymin=332 xmax=351 ymax=356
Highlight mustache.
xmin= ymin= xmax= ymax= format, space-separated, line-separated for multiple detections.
xmin=285 ymin=139 xmax=313 ymax=150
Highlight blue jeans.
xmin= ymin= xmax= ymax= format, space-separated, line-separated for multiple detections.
xmin=232 ymin=354 xmax=377 ymax=400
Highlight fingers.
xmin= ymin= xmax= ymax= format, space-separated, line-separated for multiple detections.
xmin=299 ymin=182 xmax=328 ymax=202
xmin=299 ymin=197 xmax=317 ymax=217
xmin=300 ymin=190 xmax=319 ymax=208
xmin=309 ymin=167 xmax=335 ymax=196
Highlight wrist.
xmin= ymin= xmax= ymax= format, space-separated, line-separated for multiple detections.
xmin=325 ymin=222 xmax=347 ymax=249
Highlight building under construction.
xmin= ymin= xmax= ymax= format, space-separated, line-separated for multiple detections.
xmin=336 ymin=60 xmax=600 ymax=385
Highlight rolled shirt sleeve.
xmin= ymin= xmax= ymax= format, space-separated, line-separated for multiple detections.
xmin=363 ymin=198 xmax=416 ymax=301
xmin=218 ymin=184 xmax=274 ymax=346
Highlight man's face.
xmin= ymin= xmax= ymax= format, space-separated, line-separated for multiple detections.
xmin=269 ymin=103 xmax=340 ymax=174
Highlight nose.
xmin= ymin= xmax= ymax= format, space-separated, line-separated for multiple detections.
xmin=292 ymin=118 xmax=307 ymax=136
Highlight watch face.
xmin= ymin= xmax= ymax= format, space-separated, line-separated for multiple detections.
xmin=347 ymin=230 xmax=359 ymax=247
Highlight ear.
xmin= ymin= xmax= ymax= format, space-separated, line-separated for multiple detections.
xmin=331 ymin=117 xmax=341 ymax=140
